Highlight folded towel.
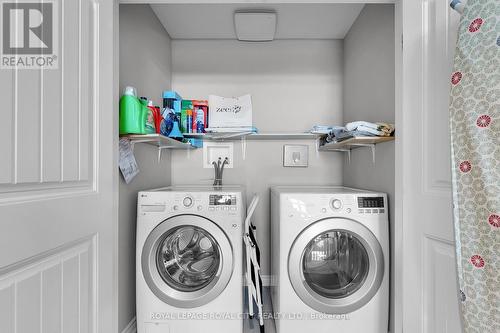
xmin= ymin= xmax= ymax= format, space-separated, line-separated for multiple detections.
xmin=324 ymin=128 xmax=378 ymax=143
xmin=375 ymin=122 xmax=395 ymax=136
xmin=336 ymin=130 xmax=378 ymax=141
xmin=324 ymin=127 xmax=346 ymax=143
xmin=346 ymin=121 xmax=378 ymax=131
xmin=310 ymin=125 xmax=344 ymax=134
xmin=357 ymin=125 xmax=387 ymax=136
xmin=345 ymin=121 xmax=394 ymax=136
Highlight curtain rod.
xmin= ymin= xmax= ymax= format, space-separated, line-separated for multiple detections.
xmin=450 ymin=0 xmax=465 ymax=14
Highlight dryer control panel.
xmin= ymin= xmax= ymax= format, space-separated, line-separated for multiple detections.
xmin=357 ymin=196 xmax=385 ymax=214
xmin=358 ymin=197 xmax=384 ymax=208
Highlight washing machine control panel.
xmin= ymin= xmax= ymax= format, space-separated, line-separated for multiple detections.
xmin=182 ymin=196 xmax=194 ymax=208
xmin=207 ymin=194 xmax=238 ymax=212
xmin=330 ymin=198 xmax=343 ymax=210
xmin=209 ymin=194 xmax=237 ymax=206
xmin=138 ymin=190 xmax=242 ymax=216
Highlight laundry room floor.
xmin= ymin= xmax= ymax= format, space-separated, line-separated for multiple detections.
xmin=244 ymin=288 xmax=276 ymax=333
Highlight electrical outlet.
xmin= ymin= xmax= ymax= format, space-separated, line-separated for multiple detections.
xmin=283 ymin=145 xmax=308 ymax=167
xmin=203 ymin=142 xmax=234 ymax=168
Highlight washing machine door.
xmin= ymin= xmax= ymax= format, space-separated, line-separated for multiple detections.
xmin=288 ymin=218 xmax=384 ymax=314
xmin=142 ymin=214 xmax=233 ymax=308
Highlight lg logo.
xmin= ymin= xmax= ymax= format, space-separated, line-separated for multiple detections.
xmin=1 ymin=1 xmax=58 ymax=69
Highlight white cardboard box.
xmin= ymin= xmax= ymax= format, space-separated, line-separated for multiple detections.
xmin=208 ymin=94 xmax=253 ymax=128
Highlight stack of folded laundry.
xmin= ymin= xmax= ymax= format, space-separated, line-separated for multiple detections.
xmin=313 ymin=121 xmax=395 ymax=143
xmin=310 ymin=125 xmax=345 ymax=135
xmin=345 ymin=121 xmax=395 ymax=137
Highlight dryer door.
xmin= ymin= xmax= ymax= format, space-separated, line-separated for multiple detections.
xmin=288 ymin=218 xmax=384 ymax=314
xmin=142 ymin=214 xmax=233 ymax=308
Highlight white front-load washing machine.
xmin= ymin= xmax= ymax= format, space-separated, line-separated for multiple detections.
xmin=271 ymin=186 xmax=389 ymax=333
xmin=136 ymin=186 xmax=245 ymax=333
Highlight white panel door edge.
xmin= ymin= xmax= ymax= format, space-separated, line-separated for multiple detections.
xmin=0 ymin=1 xmax=118 ymax=333
xmin=400 ymin=1 xmax=461 ymax=332
xmin=394 ymin=3 xmax=403 ymax=333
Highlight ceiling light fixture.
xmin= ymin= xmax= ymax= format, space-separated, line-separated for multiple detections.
xmin=234 ymin=11 xmax=277 ymax=42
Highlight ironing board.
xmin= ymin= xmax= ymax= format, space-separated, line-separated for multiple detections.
xmin=244 ymin=195 xmax=264 ymax=333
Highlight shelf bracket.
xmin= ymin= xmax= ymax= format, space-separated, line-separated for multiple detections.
xmin=129 ymin=138 xmax=155 ymax=153
xmin=344 ymin=143 xmax=377 ymax=164
xmin=156 ymin=146 xmax=178 ymax=163
xmin=241 ymin=136 xmax=247 ymax=160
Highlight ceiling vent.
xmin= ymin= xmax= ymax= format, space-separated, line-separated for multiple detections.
xmin=234 ymin=11 xmax=277 ymax=42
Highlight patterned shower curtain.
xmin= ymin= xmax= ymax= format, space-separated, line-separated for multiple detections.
xmin=449 ymin=0 xmax=499 ymax=332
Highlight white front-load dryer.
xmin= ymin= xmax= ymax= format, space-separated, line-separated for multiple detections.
xmin=271 ymin=186 xmax=389 ymax=333
xmin=136 ymin=186 xmax=245 ymax=333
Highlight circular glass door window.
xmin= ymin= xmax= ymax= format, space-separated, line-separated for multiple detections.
xmin=156 ymin=226 xmax=221 ymax=292
xmin=302 ymin=230 xmax=369 ymax=299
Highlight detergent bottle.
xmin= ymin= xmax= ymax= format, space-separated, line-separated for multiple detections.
xmin=119 ymin=86 xmax=147 ymax=134
xmin=144 ymin=100 xmax=159 ymax=134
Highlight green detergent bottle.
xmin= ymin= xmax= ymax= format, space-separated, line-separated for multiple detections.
xmin=119 ymin=86 xmax=147 ymax=134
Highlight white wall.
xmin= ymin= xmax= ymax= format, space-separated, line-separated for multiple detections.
xmin=342 ymin=4 xmax=395 ymax=332
xmin=119 ymin=4 xmax=173 ymax=332
xmin=170 ymin=40 xmax=344 ymax=276
xmin=172 ymin=40 xmax=343 ymax=131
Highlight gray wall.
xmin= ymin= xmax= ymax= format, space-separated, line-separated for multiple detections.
xmin=170 ymin=40 xmax=345 ymax=277
xmin=342 ymin=4 xmax=395 ymax=332
xmin=119 ymin=4 xmax=173 ymax=332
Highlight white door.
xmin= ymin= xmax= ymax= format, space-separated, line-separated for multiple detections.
xmin=0 ymin=0 xmax=117 ymax=332
xmin=400 ymin=0 xmax=462 ymax=332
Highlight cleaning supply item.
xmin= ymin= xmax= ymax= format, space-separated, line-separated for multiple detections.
xmin=186 ymin=110 xmax=193 ymax=133
xmin=123 ymin=86 xmax=136 ymax=96
xmin=163 ymin=91 xmax=182 ymax=119
xmin=119 ymin=86 xmax=147 ymax=135
xmin=160 ymin=108 xmax=175 ymax=136
xmin=144 ymin=100 xmax=157 ymax=134
xmin=168 ymin=120 xmax=183 ymax=140
xmin=190 ymin=139 xmax=203 ymax=148
xmin=180 ymin=100 xmax=193 ymax=133
xmin=152 ymin=106 xmax=162 ymax=134
xmin=180 ymin=100 xmax=202 ymax=147
xmin=195 ymin=109 xmax=204 ymax=133
xmin=180 ymin=110 xmax=187 ymax=133
xmin=192 ymin=100 xmax=209 ymax=133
